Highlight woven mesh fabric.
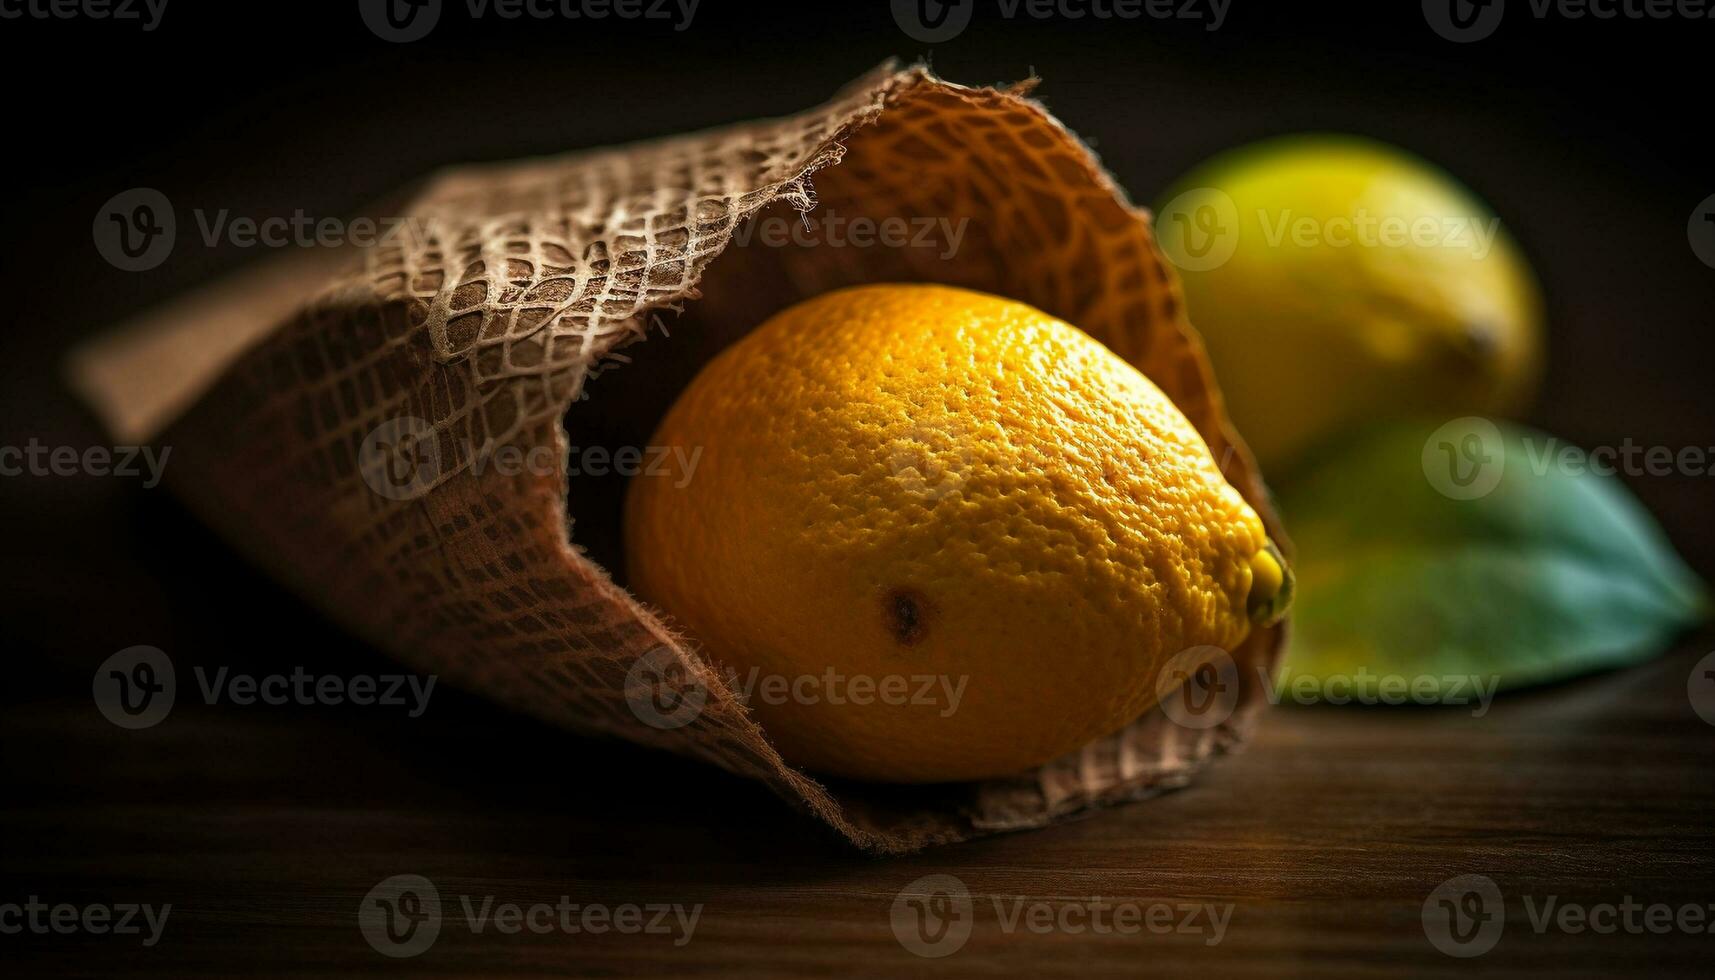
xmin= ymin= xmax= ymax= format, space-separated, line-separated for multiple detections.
xmin=71 ymin=65 xmax=1286 ymax=854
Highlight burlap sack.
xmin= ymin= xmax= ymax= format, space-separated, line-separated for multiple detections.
xmin=70 ymin=63 xmax=1286 ymax=854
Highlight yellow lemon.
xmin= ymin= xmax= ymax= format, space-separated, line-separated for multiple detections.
xmin=624 ymin=284 xmax=1289 ymax=783
xmin=1159 ymin=136 xmax=1544 ymax=474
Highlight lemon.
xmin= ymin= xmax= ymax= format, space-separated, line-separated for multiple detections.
xmin=624 ymin=285 xmax=1289 ymax=783
xmin=1159 ymin=136 xmax=1544 ymax=474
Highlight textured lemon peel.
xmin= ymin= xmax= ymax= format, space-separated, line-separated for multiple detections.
xmin=626 ymin=284 xmax=1273 ymax=782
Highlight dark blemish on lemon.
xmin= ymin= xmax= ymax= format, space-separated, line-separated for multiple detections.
xmin=883 ymin=587 xmax=931 ymax=646
xmin=1462 ymin=321 xmax=1500 ymax=360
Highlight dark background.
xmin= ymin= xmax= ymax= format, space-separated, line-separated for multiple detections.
xmin=7 ymin=4 xmax=1714 ymax=655
xmin=2 ymin=2 xmax=1712 ymax=976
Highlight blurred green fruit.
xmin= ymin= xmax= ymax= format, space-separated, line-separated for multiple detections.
xmin=1158 ymin=136 xmax=1545 ymax=474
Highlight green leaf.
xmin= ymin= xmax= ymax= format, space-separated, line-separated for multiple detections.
xmin=1276 ymin=418 xmax=1709 ymax=700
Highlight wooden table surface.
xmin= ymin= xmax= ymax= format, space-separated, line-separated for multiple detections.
xmin=6 ymin=621 xmax=1712 ymax=977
